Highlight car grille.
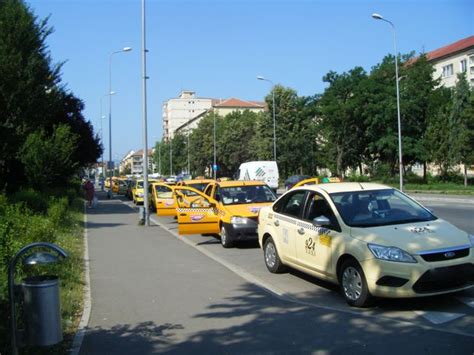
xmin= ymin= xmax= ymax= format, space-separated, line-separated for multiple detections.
xmin=413 ymin=263 xmax=474 ymax=294
xmin=420 ymin=248 xmax=470 ymax=262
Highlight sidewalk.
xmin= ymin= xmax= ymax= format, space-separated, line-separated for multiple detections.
xmin=78 ymin=193 xmax=474 ymax=354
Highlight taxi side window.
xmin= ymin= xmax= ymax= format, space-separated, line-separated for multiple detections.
xmin=214 ymin=187 xmax=222 ymax=202
xmin=156 ymin=185 xmax=172 ymax=198
xmin=305 ymin=193 xmax=341 ymax=232
xmin=204 ymin=184 xmax=213 ymax=197
xmin=277 ymin=191 xmax=307 ymax=218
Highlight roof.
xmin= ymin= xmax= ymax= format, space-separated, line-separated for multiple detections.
xmin=426 ymin=35 xmax=474 ymax=62
xmin=216 ymin=180 xmax=268 ymax=187
xmin=131 ymin=149 xmax=154 ymax=157
xmin=182 ymin=179 xmax=214 ymax=185
xmin=293 ymin=182 xmax=391 ymax=194
xmin=213 ymin=98 xmax=265 ymax=108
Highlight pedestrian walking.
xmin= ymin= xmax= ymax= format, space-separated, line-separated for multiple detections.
xmin=84 ymin=179 xmax=95 ymax=208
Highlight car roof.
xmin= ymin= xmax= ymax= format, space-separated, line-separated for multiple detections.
xmin=293 ymin=182 xmax=392 ymax=194
xmin=183 ymin=179 xmax=214 ymax=184
xmin=217 ymin=180 xmax=267 ymax=187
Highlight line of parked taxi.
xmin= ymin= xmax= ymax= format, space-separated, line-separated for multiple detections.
xmin=119 ymin=176 xmax=474 ymax=308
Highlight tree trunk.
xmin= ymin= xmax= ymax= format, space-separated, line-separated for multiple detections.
xmin=423 ymin=162 xmax=427 ymax=183
xmin=359 ymin=162 xmax=363 ymax=176
xmin=464 ymin=164 xmax=468 ymax=187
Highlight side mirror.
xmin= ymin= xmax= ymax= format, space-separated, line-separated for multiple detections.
xmin=312 ymin=216 xmax=331 ymax=227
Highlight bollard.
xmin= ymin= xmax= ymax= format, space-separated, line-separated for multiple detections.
xmin=138 ymin=206 xmax=145 ymax=225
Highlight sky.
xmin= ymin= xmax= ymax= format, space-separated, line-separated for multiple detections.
xmin=27 ymin=0 xmax=473 ymax=162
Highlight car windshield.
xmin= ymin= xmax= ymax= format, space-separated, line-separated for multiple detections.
xmin=330 ymin=189 xmax=437 ymax=227
xmin=220 ymin=185 xmax=276 ymax=205
xmin=186 ymin=183 xmax=208 ymax=194
xmin=137 ymin=181 xmax=144 ymax=188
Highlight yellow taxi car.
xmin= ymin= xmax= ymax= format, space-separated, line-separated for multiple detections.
xmin=175 ymin=179 xmax=214 ymax=208
xmin=150 ymin=182 xmax=179 ymax=216
xmin=292 ymin=177 xmax=341 ymax=189
xmin=258 ymin=182 xmax=474 ymax=307
xmin=174 ymin=180 xmax=277 ymax=248
xmin=132 ymin=179 xmax=157 ymax=204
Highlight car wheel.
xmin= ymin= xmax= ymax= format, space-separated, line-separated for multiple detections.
xmin=339 ymin=259 xmax=373 ymax=308
xmin=220 ymin=225 xmax=234 ymax=248
xmin=263 ymin=237 xmax=286 ymax=273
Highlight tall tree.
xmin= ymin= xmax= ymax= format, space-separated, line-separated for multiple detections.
xmin=320 ymin=67 xmax=368 ymax=177
xmin=0 ymin=0 xmax=101 ymax=191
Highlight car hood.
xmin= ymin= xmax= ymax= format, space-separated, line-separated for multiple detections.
xmin=222 ymin=202 xmax=273 ymax=218
xmin=350 ymin=219 xmax=470 ymax=254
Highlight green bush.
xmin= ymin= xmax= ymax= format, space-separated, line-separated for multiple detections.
xmin=10 ymin=189 xmax=48 ymax=214
xmin=48 ymin=197 xmax=72 ymax=230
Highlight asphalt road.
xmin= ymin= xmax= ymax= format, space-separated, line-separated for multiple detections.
xmin=82 ymin=195 xmax=474 ymax=354
xmin=140 ymin=198 xmax=474 ymax=340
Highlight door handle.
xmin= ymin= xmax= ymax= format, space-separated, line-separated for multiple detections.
xmin=274 ymin=220 xmax=280 ymax=227
xmin=297 ymin=228 xmax=305 ymax=235
xmin=180 ymin=213 xmax=187 ymax=217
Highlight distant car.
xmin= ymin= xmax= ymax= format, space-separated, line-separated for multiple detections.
xmin=284 ymin=175 xmax=310 ymax=190
xmin=258 ymin=182 xmax=474 ymax=307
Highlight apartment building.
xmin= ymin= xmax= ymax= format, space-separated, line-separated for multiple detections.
xmin=426 ymin=35 xmax=474 ymax=87
xmin=162 ymin=91 xmax=213 ymax=141
xmin=168 ymin=96 xmax=266 ymax=137
xmin=119 ymin=149 xmax=155 ymax=175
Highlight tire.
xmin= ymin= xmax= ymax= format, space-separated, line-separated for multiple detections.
xmin=339 ymin=259 xmax=373 ymax=308
xmin=220 ymin=225 xmax=234 ymax=248
xmin=263 ymin=237 xmax=286 ymax=273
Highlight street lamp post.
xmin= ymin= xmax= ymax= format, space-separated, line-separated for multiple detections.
xmin=108 ymin=46 xmax=132 ymax=198
xmin=257 ymin=76 xmax=277 ymax=161
xmin=141 ymin=0 xmax=150 ymax=226
xmin=213 ymin=113 xmax=216 ymax=179
xmin=100 ymin=92 xmax=115 ymax=187
xmin=372 ymin=13 xmax=403 ymax=192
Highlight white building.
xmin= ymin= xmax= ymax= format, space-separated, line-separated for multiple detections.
xmin=122 ymin=149 xmax=155 ymax=175
xmin=426 ymin=35 xmax=474 ymax=88
xmin=174 ymin=98 xmax=266 ymax=135
xmin=162 ymin=91 xmax=213 ymax=141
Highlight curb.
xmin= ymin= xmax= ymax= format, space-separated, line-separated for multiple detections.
xmin=69 ymin=205 xmax=92 ymax=355
xmin=408 ymin=195 xmax=474 ymax=205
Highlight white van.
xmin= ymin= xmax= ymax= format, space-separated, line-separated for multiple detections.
xmin=235 ymin=161 xmax=279 ymax=191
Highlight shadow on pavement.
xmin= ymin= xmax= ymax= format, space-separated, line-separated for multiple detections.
xmin=80 ymin=321 xmax=184 ymax=355
xmin=80 ymin=283 xmax=474 ymax=354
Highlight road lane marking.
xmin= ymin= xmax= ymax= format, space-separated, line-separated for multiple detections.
xmin=119 ymin=199 xmax=474 ymax=338
xmin=414 ymin=311 xmax=465 ymax=325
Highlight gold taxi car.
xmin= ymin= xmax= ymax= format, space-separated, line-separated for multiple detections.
xmin=175 ymin=180 xmax=277 ymax=248
xmin=150 ymin=182 xmax=179 ymax=216
xmin=175 ymin=179 xmax=214 ymax=208
xmin=132 ymin=179 xmax=157 ymax=204
xmin=258 ymin=183 xmax=474 ymax=307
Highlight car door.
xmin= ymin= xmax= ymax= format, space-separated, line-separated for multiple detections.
xmin=272 ymin=190 xmax=308 ymax=264
xmin=295 ymin=191 xmax=341 ymax=276
xmin=154 ymin=184 xmax=177 ymax=216
xmin=174 ymin=187 xmax=220 ymax=235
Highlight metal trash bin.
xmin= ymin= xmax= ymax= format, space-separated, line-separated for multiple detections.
xmin=22 ymin=275 xmax=62 ymax=346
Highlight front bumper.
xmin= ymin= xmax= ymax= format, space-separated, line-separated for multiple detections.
xmin=224 ymin=219 xmax=259 ymax=241
xmin=360 ymin=254 xmax=474 ymax=298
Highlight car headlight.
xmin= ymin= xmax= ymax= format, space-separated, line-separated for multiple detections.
xmin=368 ymin=243 xmax=417 ymax=263
xmin=469 ymin=234 xmax=474 ymax=247
xmin=137 ymin=193 xmax=144 ymax=197
xmin=231 ymin=216 xmax=249 ymax=224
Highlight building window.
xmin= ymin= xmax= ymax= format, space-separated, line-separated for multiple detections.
xmin=471 ymin=66 xmax=474 ymax=75
xmin=470 ymin=56 xmax=474 ymax=65
xmin=442 ymin=64 xmax=453 ymax=78
xmin=460 ymin=59 xmax=467 ymax=73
